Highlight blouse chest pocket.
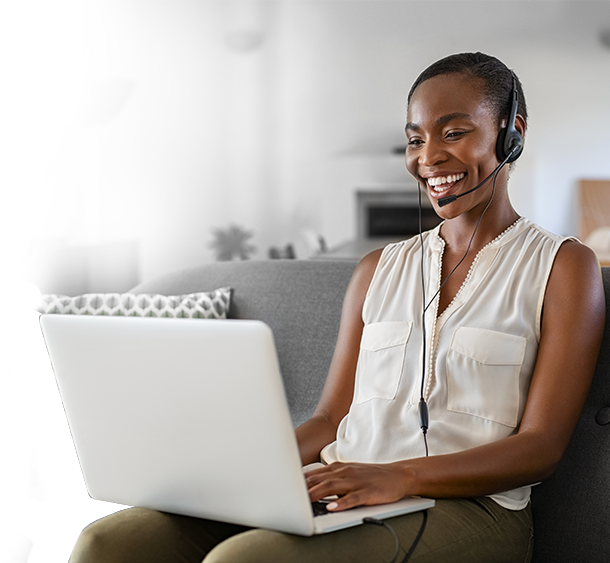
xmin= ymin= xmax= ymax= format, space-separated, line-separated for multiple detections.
xmin=446 ymin=327 xmax=526 ymax=428
xmin=353 ymin=321 xmax=413 ymax=404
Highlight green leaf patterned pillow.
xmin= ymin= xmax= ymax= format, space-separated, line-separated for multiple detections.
xmin=0 ymin=286 xmax=231 ymax=488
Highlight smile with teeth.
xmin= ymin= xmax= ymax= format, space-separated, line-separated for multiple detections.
xmin=427 ymin=173 xmax=466 ymax=192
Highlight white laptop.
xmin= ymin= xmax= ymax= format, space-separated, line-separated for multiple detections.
xmin=39 ymin=314 xmax=434 ymax=536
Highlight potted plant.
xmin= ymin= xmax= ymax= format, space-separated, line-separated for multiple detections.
xmin=209 ymin=224 xmax=256 ymax=261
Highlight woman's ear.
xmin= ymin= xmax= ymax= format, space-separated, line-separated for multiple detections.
xmin=515 ymin=114 xmax=526 ymax=139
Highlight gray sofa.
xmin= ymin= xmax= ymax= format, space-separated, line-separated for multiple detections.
xmin=131 ymin=259 xmax=610 ymax=563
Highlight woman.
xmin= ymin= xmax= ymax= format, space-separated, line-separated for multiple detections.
xmin=70 ymin=53 xmax=605 ymax=563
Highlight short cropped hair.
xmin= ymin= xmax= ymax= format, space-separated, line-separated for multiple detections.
xmin=407 ymin=52 xmax=528 ymax=128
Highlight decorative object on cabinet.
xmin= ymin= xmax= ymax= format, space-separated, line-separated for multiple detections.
xmin=268 ymin=244 xmax=296 ymax=259
xmin=210 ymin=224 xmax=256 ymax=261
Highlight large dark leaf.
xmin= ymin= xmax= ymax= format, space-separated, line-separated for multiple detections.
xmin=74 ymin=79 xmax=136 ymax=127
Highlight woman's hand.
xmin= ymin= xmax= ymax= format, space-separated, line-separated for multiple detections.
xmin=305 ymin=461 xmax=410 ymax=512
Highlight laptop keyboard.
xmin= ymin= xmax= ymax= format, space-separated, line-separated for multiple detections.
xmin=312 ymin=499 xmax=360 ymax=517
xmin=311 ymin=500 xmax=331 ymax=516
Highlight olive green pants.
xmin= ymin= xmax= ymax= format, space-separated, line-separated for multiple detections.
xmin=69 ymin=497 xmax=533 ymax=563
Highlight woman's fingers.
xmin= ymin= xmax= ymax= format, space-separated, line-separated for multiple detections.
xmin=304 ymin=462 xmax=407 ymax=511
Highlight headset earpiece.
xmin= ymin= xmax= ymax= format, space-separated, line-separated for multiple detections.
xmin=495 ymin=75 xmax=524 ymax=164
xmin=495 ymin=125 xmax=523 ymax=163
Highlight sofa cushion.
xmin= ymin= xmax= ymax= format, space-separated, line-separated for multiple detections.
xmin=37 ymin=288 xmax=232 ymax=319
xmin=530 ymin=266 xmax=610 ymax=563
xmin=0 ymin=287 xmax=231 ymax=488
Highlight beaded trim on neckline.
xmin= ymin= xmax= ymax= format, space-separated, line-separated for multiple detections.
xmin=436 ymin=216 xmax=524 ymax=320
xmin=434 ymin=216 xmax=524 ymax=248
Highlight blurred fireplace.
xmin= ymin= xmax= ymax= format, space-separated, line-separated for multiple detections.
xmin=356 ymin=189 xmax=441 ymax=239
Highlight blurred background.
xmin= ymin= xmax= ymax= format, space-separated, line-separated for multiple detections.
xmin=0 ymin=0 xmax=610 ymax=279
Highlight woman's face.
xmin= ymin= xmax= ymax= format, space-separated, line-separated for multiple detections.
xmin=405 ymin=73 xmax=504 ymax=219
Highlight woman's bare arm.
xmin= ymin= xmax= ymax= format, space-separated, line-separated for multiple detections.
xmin=295 ymin=249 xmax=383 ymax=465
xmin=305 ymin=241 xmax=605 ymax=511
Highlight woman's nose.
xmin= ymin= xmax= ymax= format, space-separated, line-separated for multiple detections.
xmin=419 ymin=139 xmax=447 ymax=167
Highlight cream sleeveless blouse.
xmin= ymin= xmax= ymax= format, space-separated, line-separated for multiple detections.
xmin=321 ymin=218 xmax=572 ymax=510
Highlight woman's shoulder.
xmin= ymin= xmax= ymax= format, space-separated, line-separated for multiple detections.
xmin=541 ymin=233 xmax=604 ymax=330
xmin=351 ymin=247 xmax=384 ymax=290
xmin=353 ymin=234 xmax=430 ymax=282
xmin=519 ymin=218 xmax=598 ymax=268
xmin=521 ymin=218 xmax=574 ymax=243
xmin=553 ymin=238 xmax=600 ymax=280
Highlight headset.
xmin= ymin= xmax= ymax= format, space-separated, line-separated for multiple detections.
xmin=496 ymin=74 xmax=524 ymax=164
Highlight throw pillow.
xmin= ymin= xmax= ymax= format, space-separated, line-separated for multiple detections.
xmin=0 ymin=286 xmax=231 ymax=488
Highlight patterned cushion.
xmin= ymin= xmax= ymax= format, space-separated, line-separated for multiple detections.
xmin=0 ymin=286 xmax=231 ymax=488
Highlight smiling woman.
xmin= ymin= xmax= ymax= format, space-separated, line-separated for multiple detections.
xmin=68 ymin=53 xmax=605 ymax=563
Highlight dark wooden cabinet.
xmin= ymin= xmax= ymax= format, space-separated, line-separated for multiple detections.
xmin=0 ymin=240 xmax=140 ymax=296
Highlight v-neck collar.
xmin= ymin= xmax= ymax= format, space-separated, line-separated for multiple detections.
xmin=420 ymin=217 xmax=527 ymax=402
xmin=428 ymin=216 xmax=526 ymax=330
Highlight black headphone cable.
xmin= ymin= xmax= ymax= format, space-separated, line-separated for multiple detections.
xmin=422 ymin=167 xmax=501 ymax=316
xmin=363 ymin=510 xmax=428 ymax=563
xmin=359 ymin=168 xmax=502 ymax=563
xmin=416 ymin=163 xmax=501 ymax=438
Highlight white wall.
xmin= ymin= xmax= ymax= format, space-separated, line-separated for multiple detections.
xmin=235 ymin=0 xmax=610 ymax=247
xmin=7 ymin=0 xmax=610 ymax=292
xmin=16 ymin=0 xmax=83 ymax=160
xmin=81 ymin=0 xmax=141 ymax=239
xmin=221 ymin=1 xmax=295 ymax=262
xmin=137 ymin=0 xmax=230 ymax=278
xmin=14 ymin=0 xmax=83 ymax=247
xmin=19 ymin=0 xmax=141 ymax=248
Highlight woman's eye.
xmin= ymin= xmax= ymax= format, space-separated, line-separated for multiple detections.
xmin=446 ymin=131 xmax=465 ymax=140
xmin=407 ymin=138 xmax=423 ymax=147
